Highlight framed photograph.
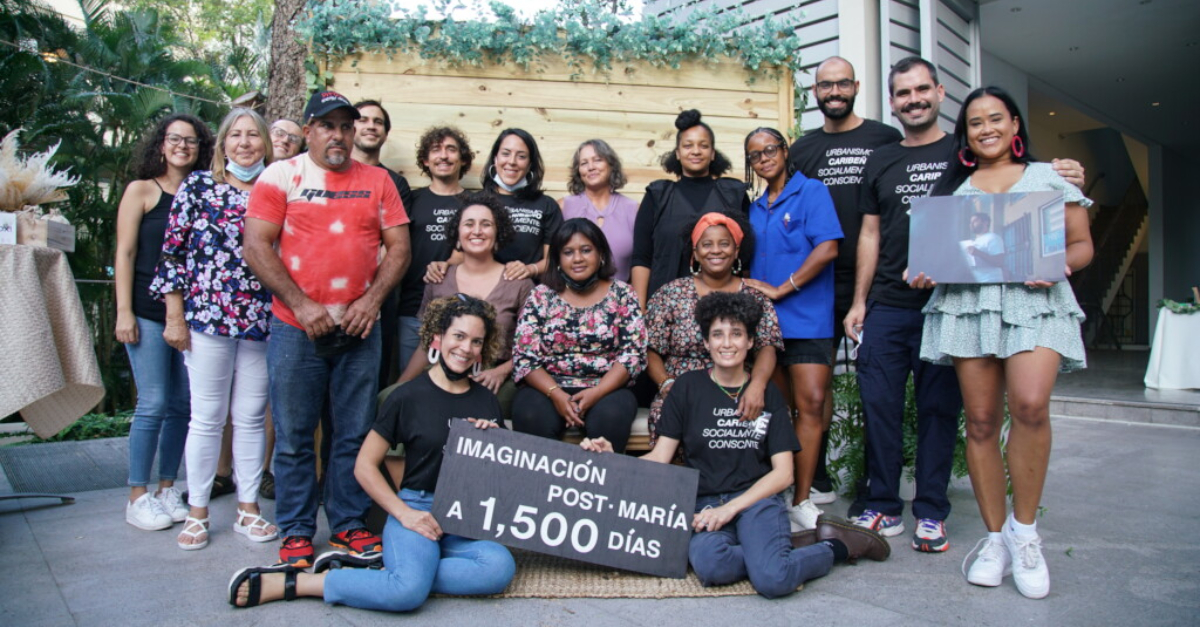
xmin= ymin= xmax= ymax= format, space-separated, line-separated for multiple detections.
xmin=908 ymin=191 xmax=1066 ymax=284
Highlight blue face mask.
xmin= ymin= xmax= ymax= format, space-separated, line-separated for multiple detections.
xmin=226 ymin=158 xmax=266 ymax=182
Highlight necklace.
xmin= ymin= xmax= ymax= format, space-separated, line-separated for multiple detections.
xmin=709 ymin=369 xmax=747 ymax=402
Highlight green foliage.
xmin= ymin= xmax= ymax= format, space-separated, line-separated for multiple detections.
xmin=298 ymin=0 xmax=803 ymax=83
xmin=828 ymin=373 xmax=975 ymax=494
xmin=22 ymin=411 xmax=132 ymax=444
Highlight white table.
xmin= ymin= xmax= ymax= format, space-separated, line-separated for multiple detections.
xmin=1145 ymin=308 xmax=1200 ymax=390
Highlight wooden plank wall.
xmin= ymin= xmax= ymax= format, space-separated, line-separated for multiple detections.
xmin=330 ymin=52 xmax=793 ymax=202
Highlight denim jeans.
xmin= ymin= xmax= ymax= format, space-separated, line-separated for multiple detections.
xmin=857 ymin=301 xmax=962 ymax=520
xmin=689 ymin=491 xmax=833 ymax=599
xmin=397 ymin=315 xmax=421 ymax=379
xmin=125 ymin=316 xmax=190 ymax=487
xmin=323 ymin=489 xmax=516 ymax=611
xmin=268 ymin=317 xmax=381 ymax=537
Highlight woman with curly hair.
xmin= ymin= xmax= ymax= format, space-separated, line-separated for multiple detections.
xmin=229 ymin=295 xmax=515 ymax=611
xmin=114 ymin=113 xmax=215 ymax=530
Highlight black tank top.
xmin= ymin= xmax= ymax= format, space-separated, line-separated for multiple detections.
xmin=132 ymin=185 xmax=173 ymax=322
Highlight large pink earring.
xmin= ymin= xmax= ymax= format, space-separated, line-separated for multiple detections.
xmin=958 ymin=148 xmax=977 ymax=168
xmin=1011 ymin=136 xmax=1025 ymax=158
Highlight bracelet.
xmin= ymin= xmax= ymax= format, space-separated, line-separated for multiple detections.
xmin=659 ymin=378 xmax=675 ymax=391
xmin=546 ymin=385 xmax=560 ymax=397
xmin=788 ymin=275 xmax=800 ymax=292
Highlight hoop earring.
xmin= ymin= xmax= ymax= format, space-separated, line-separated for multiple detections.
xmin=472 ymin=361 xmax=482 ymax=376
xmin=691 ymin=258 xmax=701 ymax=276
xmin=958 ymin=148 xmax=977 ymax=168
xmin=1011 ymin=136 xmax=1025 ymax=158
xmin=427 ymin=346 xmax=440 ymax=364
xmin=733 ymin=258 xmax=743 ymax=275
xmin=487 ymin=163 xmax=497 ymax=179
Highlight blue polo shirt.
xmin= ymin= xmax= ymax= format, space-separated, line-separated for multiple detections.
xmin=749 ymin=173 xmax=842 ymax=339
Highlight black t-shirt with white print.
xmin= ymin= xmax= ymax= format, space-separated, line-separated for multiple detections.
xmin=496 ymin=194 xmax=562 ymax=266
xmin=371 ymin=372 xmax=503 ymax=493
xmin=657 ymin=370 xmax=799 ymax=497
xmin=398 ymin=188 xmax=464 ymax=316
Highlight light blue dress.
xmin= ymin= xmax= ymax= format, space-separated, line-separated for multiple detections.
xmin=919 ymin=163 xmax=1092 ymax=372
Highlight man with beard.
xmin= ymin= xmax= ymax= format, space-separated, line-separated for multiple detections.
xmin=787 ymin=57 xmax=901 ymax=516
xmin=845 ymin=57 xmax=1083 ymax=554
xmin=245 ymin=90 xmax=411 ymax=567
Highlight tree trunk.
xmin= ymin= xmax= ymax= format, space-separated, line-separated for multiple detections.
xmin=266 ymin=0 xmax=308 ymax=122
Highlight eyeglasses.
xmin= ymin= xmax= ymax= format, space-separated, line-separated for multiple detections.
xmin=165 ymin=133 xmax=199 ymax=147
xmin=747 ymin=143 xmax=784 ymax=164
xmin=815 ymin=79 xmax=855 ymax=92
xmin=270 ymin=127 xmax=302 ymax=145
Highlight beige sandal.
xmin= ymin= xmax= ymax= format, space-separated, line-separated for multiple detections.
xmin=177 ymin=516 xmax=209 ymax=550
xmin=234 ymin=509 xmax=278 ymax=543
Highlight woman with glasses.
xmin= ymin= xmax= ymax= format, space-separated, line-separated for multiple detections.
xmin=742 ymin=127 xmax=843 ymax=532
xmin=115 ymin=114 xmax=215 ymax=531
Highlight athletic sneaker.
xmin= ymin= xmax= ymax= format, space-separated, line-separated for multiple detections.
xmin=329 ymin=528 xmax=383 ymax=555
xmin=313 ymin=550 xmax=384 ymax=573
xmin=809 ymin=486 xmax=837 ymax=505
xmin=788 ymin=499 xmax=822 ymax=532
xmin=1003 ymin=521 xmax=1050 ymax=599
xmin=912 ymin=518 xmax=949 ymax=552
xmin=126 ymin=492 xmax=173 ymax=531
xmin=156 ymin=486 xmax=188 ymax=523
xmin=852 ymin=509 xmax=904 ymax=537
xmin=964 ymin=536 xmax=1011 ymax=587
xmin=279 ymin=535 xmax=315 ymax=568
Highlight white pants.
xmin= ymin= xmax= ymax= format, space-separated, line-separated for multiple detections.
xmin=183 ymin=330 xmax=269 ymax=508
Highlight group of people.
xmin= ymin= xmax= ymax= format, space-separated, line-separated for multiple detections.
xmin=113 ymin=52 xmax=1093 ymax=612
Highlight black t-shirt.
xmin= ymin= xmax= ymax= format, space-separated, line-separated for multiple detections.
xmin=657 ymin=370 xmax=799 ymax=497
xmin=371 ymin=372 xmax=503 ymax=493
xmin=788 ymin=120 xmax=903 ymax=304
xmin=379 ymin=165 xmax=415 ymax=212
xmin=496 ymin=194 xmax=562 ymax=266
xmin=860 ymin=134 xmax=954 ymax=309
xmin=398 ymin=188 xmax=463 ymax=316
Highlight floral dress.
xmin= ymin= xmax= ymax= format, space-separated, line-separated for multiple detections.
xmin=512 ymin=281 xmax=646 ymax=389
xmin=645 ymin=277 xmax=784 ymax=444
xmin=151 ymin=170 xmax=271 ymax=341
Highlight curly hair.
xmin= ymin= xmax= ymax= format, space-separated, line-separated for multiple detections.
xmin=131 ymin=114 xmax=214 ymax=181
xmin=481 ymin=128 xmax=546 ymax=201
xmin=211 ymin=108 xmax=272 ymax=184
xmin=659 ymin=109 xmax=733 ymax=178
xmin=566 ymin=139 xmax=627 ymax=195
xmin=446 ymin=192 xmax=516 ymax=255
xmin=696 ymin=291 xmax=762 ymax=339
xmin=418 ymin=295 xmax=502 ymax=367
xmin=415 ymin=126 xmax=473 ymax=180
xmin=540 ymin=218 xmax=617 ymax=292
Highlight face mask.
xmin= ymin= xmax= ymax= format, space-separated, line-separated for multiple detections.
xmin=439 ymin=354 xmax=473 ymax=382
xmin=492 ymin=172 xmax=528 ymax=193
xmin=227 ymin=158 xmax=265 ymax=182
xmin=559 ymin=266 xmax=600 ymax=292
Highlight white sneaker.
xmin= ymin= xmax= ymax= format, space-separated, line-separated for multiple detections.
xmin=788 ymin=499 xmax=822 ymax=532
xmin=964 ymin=536 xmax=1012 ymax=587
xmin=809 ymin=486 xmax=837 ymax=505
xmin=1003 ymin=521 xmax=1050 ymax=599
xmin=156 ymin=486 xmax=188 ymax=523
xmin=126 ymin=493 xmax=173 ymax=531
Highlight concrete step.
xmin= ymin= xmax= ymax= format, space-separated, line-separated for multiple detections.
xmin=1050 ymin=394 xmax=1200 ymax=428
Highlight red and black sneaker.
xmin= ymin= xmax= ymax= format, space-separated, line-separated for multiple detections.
xmin=329 ymin=528 xmax=382 ymax=555
xmin=279 ymin=535 xmax=315 ymax=568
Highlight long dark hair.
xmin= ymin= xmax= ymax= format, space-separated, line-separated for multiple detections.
xmin=481 ymin=128 xmax=545 ymax=202
xmin=930 ymin=85 xmax=1035 ymax=197
xmin=541 ymin=218 xmax=617 ymax=292
xmin=660 ymin=109 xmax=733 ymax=178
xmin=131 ymin=114 xmax=214 ymax=180
xmin=742 ymin=126 xmax=795 ymax=189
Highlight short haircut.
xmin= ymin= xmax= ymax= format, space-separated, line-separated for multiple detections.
xmin=540 ymin=218 xmax=617 ymax=292
xmin=567 ymin=139 xmax=628 ymax=195
xmin=888 ymin=56 xmax=939 ymax=96
xmin=696 ymin=291 xmax=762 ymax=339
xmin=415 ymin=126 xmax=473 ymax=180
xmin=211 ymin=108 xmax=272 ymax=184
xmin=418 ymin=294 xmax=502 ymax=366
xmin=971 ymin=212 xmax=991 ymax=227
xmin=353 ymin=99 xmax=391 ymax=133
xmin=446 ymin=192 xmax=516 ymax=254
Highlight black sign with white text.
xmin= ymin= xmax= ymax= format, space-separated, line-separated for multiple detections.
xmin=433 ymin=421 xmax=699 ymax=578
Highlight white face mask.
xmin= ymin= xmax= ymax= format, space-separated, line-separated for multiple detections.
xmin=226 ymin=158 xmax=265 ymax=182
xmin=492 ymin=172 xmax=528 ymax=193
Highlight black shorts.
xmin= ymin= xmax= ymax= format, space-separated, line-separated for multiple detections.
xmin=781 ymin=338 xmax=834 ymax=367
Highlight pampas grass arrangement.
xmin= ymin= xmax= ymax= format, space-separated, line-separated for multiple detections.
xmin=0 ymin=128 xmax=80 ymax=212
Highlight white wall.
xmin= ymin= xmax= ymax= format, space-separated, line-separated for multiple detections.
xmin=980 ymin=50 xmax=1027 ymax=121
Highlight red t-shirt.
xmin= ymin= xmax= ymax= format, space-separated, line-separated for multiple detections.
xmin=247 ymin=155 xmax=409 ymax=330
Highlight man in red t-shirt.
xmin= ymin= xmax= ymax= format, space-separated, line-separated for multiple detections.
xmin=245 ymin=90 xmax=411 ymax=568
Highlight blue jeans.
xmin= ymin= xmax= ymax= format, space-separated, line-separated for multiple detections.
xmin=125 ymin=316 xmax=190 ymax=487
xmin=857 ymin=301 xmax=962 ymax=520
xmin=397 ymin=315 xmax=421 ymax=377
xmin=268 ymin=317 xmax=380 ymax=537
xmin=323 ymin=489 xmax=515 ymax=611
xmin=689 ymin=492 xmax=833 ymax=599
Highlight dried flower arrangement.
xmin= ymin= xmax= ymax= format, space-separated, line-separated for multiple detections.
xmin=0 ymin=128 xmax=80 ymax=213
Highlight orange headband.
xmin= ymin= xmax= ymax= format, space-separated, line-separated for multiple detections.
xmin=691 ymin=212 xmax=744 ymax=247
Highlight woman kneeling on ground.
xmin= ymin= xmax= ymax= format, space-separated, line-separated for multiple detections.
xmin=229 ymin=295 xmax=516 ymax=610
xmin=583 ymin=292 xmax=890 ymax=598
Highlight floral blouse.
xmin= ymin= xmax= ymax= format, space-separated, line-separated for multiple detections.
xmin=151 ymin=170 xmax=271 ymax=341
xmin=512 ymin=281 xmax=646 ymax=389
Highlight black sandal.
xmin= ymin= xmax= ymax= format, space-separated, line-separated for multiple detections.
xmin=228 ymin=564 xmax=298 ymax=608
xmin=259 ymin=471 xmax=275 ymax=500
xmin=211 ymin=473 xmax=236 ymax=499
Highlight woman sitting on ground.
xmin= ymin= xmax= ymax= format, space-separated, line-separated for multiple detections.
xmin=583 ymin=292 xmax=889 ymax=598
xmin=229 ymin=295 xmax=516 ymax=610
xmin=510 ymin=218 xmax=646 ymax=453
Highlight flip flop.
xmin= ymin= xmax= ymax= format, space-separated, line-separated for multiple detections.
xmin=227 ymin=563 xmax=298 ymax=608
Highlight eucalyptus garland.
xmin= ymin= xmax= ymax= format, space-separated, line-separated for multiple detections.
xmin=297 ymin=0 xmax=803 ymax=82
xmin=1157 ymin=298 xmax=1199 ymax=315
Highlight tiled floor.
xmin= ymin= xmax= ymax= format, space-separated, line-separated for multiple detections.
xmin=1054 ymin=348 xmax=1200 ymax=407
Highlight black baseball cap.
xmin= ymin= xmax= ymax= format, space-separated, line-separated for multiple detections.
xmin=303 ymin=91 xmax=361 ymax=123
